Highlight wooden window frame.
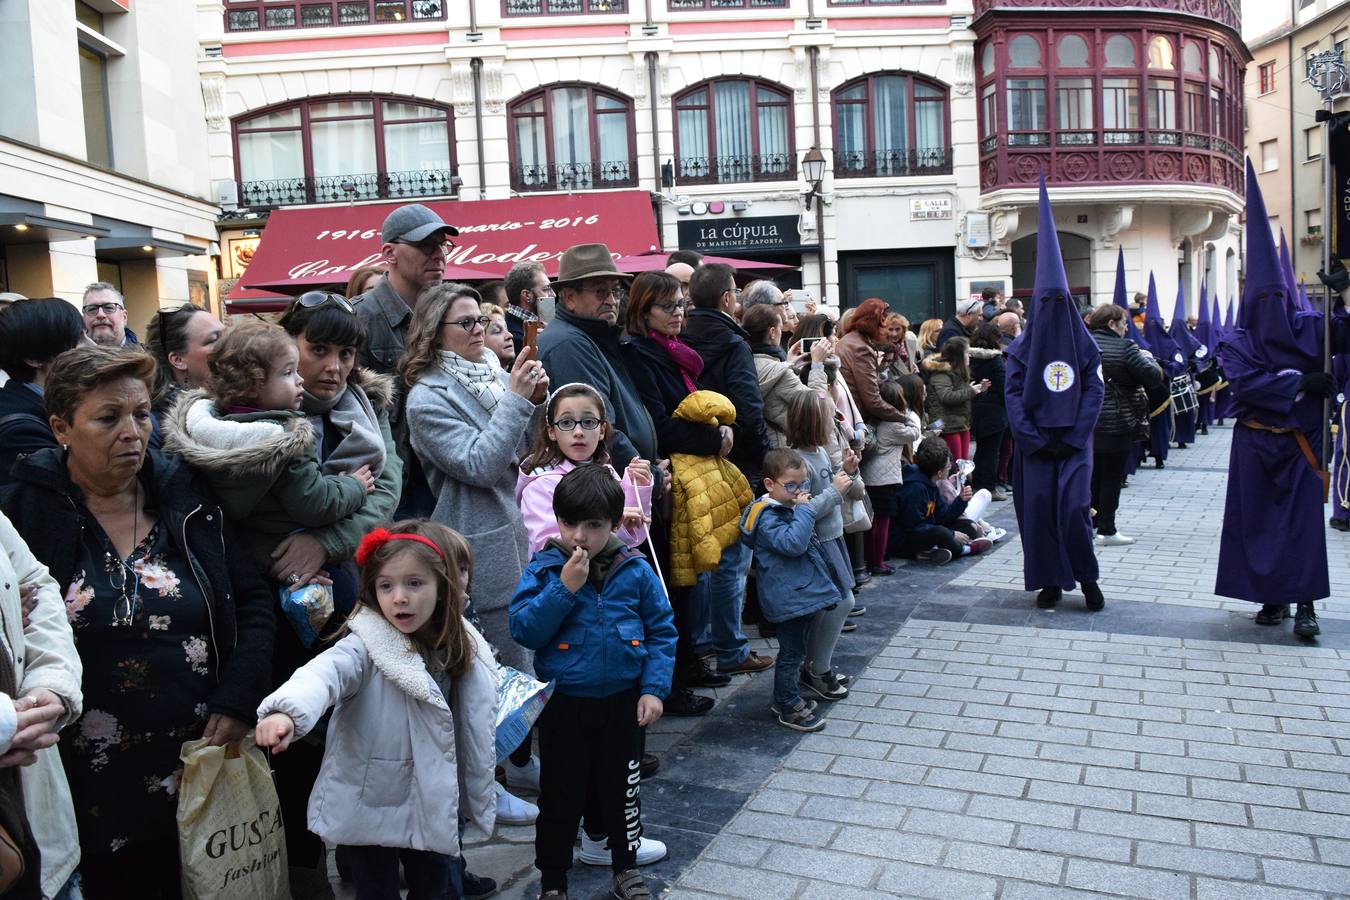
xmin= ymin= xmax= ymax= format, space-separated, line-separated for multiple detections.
xmin=506 ymin=84 xmax=638 ymax=192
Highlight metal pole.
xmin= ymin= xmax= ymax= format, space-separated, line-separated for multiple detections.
xmin=1307 ymin=49 xmax=1346 ymax=468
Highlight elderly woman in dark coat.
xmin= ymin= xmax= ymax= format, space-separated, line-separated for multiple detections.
xmin=0 ymin=346 xmax=273 ymax=900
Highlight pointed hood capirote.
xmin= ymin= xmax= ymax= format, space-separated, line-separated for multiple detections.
xmin=1236 ymin=156 xmax=1323 ymax=371
xmin=1111 ymin=247 xmax=1150 ymax=352
xmin=1279 ymin=229 xmax=1301 ymax=309
xmin=1194 ymin=281 xmax=1214 ymax=358
xmin=1006 ymin=175 xmax=1101 ymax=429
xmin=1170 ymin=281 xmax=1205 ymax=364
xmin=1142 ymin=273 xmax=1184 ymax=375
xmin=1208 ymin=294 xmax=1224 ymax=353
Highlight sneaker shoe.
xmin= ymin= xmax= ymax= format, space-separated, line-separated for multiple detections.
xmin=840 ymin=620 xmax=857 ymax=632
xmin=853 ymin=569 xmax=872 ymax=586
xmin=1095 ymin=532 xmax=1136 ymax=546
xmin=1082 ymin=582 xmax=1105 ymax=611
xmin=798 ymin=663 xmax=850 ymax=688
xmin=986 ymin=527 xmax=1008 ymax=543
xmin=611 ymin=868 xmax=653 ymax=900
xmin=917 ymin=548 xmax=954 ymax=564
xmin=800 ymin=668 xmax=849 ymax=701
xmin=463 ymin=871 xmax=498 ymax=900
xmin=1331 ymin=518 xmax=1350 ymax=532
xmin=640 ymin=752 xmax=659 ymax=779
xmin=495 ymin=782 xmax=539 ymax=825
xmin=990 ymin=489 xmax=1008 ymax=502
xmin=775 ymin=699 xmax=827 ymax=733
xmin=578 ymin=833 xmax=668 ymax=867
xmin=868 ymin=563 xmax=895 ymax=576
xmin=770 ymin=698 xmax=818 ymax=716
xmin=680 ymin=658 xmax=732 ymax=688
xmin=539 ymin=892 xmax=567 ymax=900
xmin=1036 ymin=587 xmax=1062 ymax=609
xmin=966 ymin=538 xmax=993 ymax=556
xmin=1255 ymin=604 xmax=1289 ymax=626
xmin=848 ymin=605 xmax=866 ymax=617
xmin=718 ymin=651 xmax=775 ymax=675
xmin=664 ymin=687 xmax=714 ymax=717
xmin=504 ymin=755 xmax=541 ymax=792
xmin=1295 ymin=603 xmax=1320 ymax=639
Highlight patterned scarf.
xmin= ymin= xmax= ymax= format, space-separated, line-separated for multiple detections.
xmin=438 ymin=350 xmax=506 ymax=413
xmin=648 ymin=332 xmax=704 ymax=394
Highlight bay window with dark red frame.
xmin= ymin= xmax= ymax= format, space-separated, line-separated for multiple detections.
xmin=232 ymin=95 xmax=455 ymax=210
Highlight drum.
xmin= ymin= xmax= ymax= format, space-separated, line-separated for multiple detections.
xmin=1170 ymin=375 xmax=1198 ymax=414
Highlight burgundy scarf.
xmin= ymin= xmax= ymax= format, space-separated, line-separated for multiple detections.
xmin=649 ymin=333 xmax=704 ymax=394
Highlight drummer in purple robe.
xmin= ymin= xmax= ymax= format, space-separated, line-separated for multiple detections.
xmin=1143 ymin=274 xmax=1184 ymax=468
xmin=1006 ymin=177 xmax=1105 ymax=611
xmin=1215 ymin=158 xmax=1333 ymax=640
xmin=1169 ymin=283 xmax=1204 ymax=447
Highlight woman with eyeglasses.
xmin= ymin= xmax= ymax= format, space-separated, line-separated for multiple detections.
xmin=142 ymin=302 xmax=225 ymax=417
xmin=0 ymin=346 xmax=273 ymax=899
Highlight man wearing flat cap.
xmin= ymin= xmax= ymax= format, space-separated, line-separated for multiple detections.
xmin=536 ymin=243 xmax=657 ymax=471
xmin=354 ymin=203 xmax=459 ymax=375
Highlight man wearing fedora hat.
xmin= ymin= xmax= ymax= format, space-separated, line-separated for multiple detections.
xmin=537 ymin=243 xmax=658 ymax=471
xmin=355 ymin=203 xmax=460 ymax=376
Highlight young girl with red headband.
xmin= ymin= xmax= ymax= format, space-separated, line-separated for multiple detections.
xmin=255 ymin=521 xmax=499 ymax=898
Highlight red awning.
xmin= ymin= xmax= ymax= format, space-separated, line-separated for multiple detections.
xmin=228 ymin=190 xmax=660 ymax=301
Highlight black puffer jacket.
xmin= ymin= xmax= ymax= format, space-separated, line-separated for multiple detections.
xmin=969 ymin=347 xmax=1008 ymax=438
xmin=1093 ymin=326 xmax=1164 ymax=439
xmin=0 ymin=448 xmax=276 ymax=723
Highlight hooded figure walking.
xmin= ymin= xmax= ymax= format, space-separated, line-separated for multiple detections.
xmin=1143 ymin=274 xmax=1185 ymax=468
xmin=1215 ymin=159 xmax=1334 ymax=639
xmin=1005 ymin=177 xmax=1106 ymax=611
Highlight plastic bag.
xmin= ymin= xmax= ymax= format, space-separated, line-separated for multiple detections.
xmin=495 ymin=666 xmax=552 ymax=764
xmin=278 ymin=583 xmax=335 ymax=647
xmin=177 ymin=736 xmax=289 ymax=900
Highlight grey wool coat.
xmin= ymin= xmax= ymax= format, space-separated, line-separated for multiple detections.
xmin=405 ymin=363 xmax=538 ymax=613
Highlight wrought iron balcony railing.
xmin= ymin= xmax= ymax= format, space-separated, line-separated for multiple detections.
xmin=239 ymin=168 xmax=455 ymax=210
xmin=504 ymin=0 xmax=626 ymax=13
xmin=676 ymin=154 xmax=796 ymax=184
xmin=834 ymin=147 xmax=953 ymax=178
xmin=512 ymin=160 xmax=636 ymax=192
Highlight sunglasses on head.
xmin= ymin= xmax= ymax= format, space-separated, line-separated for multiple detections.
xmin=297 ymin=291 xmax=355 ymax=315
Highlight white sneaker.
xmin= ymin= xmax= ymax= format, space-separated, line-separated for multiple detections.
xmin=504 ymin=754 xmax=541 ymax=792
xmin=1095 ymin=532 xmax=1136 ymax=546
xmin=578 ymin=832 xmax=668 ymax=867
xmin=494 ymin=782 xmax=539 ymax=825
xmin=984 ymin=525 xmax=1008 ymax=543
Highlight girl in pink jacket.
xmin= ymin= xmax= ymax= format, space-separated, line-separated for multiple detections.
xmin=515 ymin=383 xmax=653 ymax=554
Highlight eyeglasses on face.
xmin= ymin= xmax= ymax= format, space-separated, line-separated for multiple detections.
xmin=549 ymin=416 xmax=603 ymax=432
xmin=724 ymin=287 xmax=743 ymax=298
xmin=398 ymin=237 xmax=456 ymax=256
xmin=772 ymin=299 xmax=792 ymax=308
xmin=297 ymin=291 xmax=355 ymax=314
xmin=776 ymin=479 xmax=810 ymax=494
xmin=653 ymin=300 xmax=688 ymax=315
xmin=582 ymin=284 xmax=624 ymax=300
xmin=83 ymin=302 xmax=124 ymax=316
xmin=442 ymin=315 xmax=491 ymax=332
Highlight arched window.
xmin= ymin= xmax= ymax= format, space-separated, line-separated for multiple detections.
xmin=1009 ymin=35 xmax=1042 ymax=68
xmin=233 ymin=95 xmax=455 ymax=209
xmin=1209 ymin=47 xmax=1221 ymax=81
xmin=1183 ymin=41 xmax=1204 ymax=74
xmin=508 ymin=84 xmax=636 ymax=192
xmin=1147 ymin=35 xmax=1175 ymax=70
xmin=832 ymin=73 xmax=951 ymax=178
xmin=674 ymin=79 xmax=793 ymax=184
xmin=1104 ymin=35 xmax=1136 ymax=68
xmin=1056 ymin=34 xmax=1089 ymax=68
xmin=981 ymin=43 xmax=995 ymax=77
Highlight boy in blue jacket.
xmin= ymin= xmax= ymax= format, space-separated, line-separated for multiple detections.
xmin=893 ymin=436 xmax=992 ymax=564
xmin=740 ymin=449 xmax=852 ymax=733
xmin=510 ymin=465 xmax=677 ymax=900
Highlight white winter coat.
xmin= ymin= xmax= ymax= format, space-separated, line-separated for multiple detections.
xmin=0 ymin=511 xmax=83 ymax=898
xmin=257 ymin=606 xmax=499 ymax=856
xmin=861 ymin=411 xmax=923 ymax=488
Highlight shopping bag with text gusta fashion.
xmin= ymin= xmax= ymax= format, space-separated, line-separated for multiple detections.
xmin=176 ymin=736 xmax=289 ymax=900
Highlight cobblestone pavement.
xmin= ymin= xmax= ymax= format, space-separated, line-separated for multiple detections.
xmin=336 ymin=423 xmax=1350 ymax=898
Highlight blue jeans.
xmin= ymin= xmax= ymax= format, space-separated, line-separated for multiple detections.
xmin=771 ymin=613 xmax=813 ymax=709
xmin=691 ymin=538 xmax=751 ymax=668
xmin=346 ymin=845 xmax=461 ymax=900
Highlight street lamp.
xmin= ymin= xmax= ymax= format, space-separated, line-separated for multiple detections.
xmin=802 ymin=146 xmax=826 ymax=210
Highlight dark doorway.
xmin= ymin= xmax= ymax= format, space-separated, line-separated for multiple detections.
xmin=838 ymin=248 xmax=956 ymax=324
xmin=1011 ymin=231 xmax=1091 ymax=307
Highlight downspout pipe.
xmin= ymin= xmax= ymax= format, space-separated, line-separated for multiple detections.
xmin=471 ymin=57 xmax=487 ymax=200
xmin=647 ymin=51 xmax=664 ymax=239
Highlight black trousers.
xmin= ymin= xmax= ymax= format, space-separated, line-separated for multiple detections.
xmin=972 ymin=427 xmax=1006 ymax=492
xmin=536 ymin=689 xmax=643 ymax=891
xmin=895 ymin=520 xmax=979 ymax=557
xmin=348 ymin=845 xmax=460 ymax=900
xmin=1091 ymin=448 xmax=1130 ymax=536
